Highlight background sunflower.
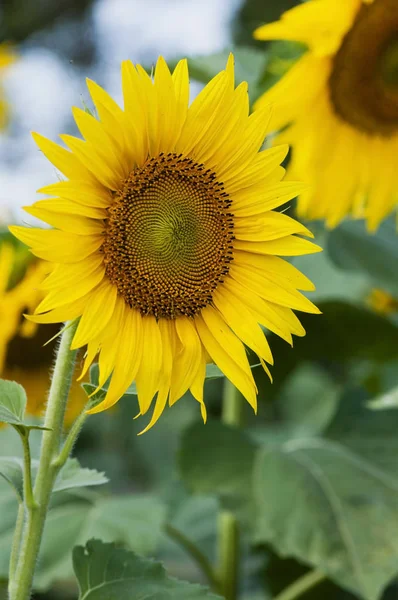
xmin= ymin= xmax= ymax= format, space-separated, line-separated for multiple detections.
xmin=0 ymin=236 xmax=87 ymax=427
xmin=254 ymin=0 xmax=398 ymax=231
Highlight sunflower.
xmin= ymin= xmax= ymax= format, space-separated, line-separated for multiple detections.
xmin=0 ymin=44 xmax=16 ymax=129
xmin=254 ymin=0 xmax=398 ymax=231
xmin=0 ymin=243 xmax=44 ymax=372
xmin=10 ymin=55 xmax=321 ymax=432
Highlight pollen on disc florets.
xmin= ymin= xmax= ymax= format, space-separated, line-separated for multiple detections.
xmin=102 ymin=152 xmax=235 ymax=319
xmin=329 ymin=0 xmax=398 ymax=137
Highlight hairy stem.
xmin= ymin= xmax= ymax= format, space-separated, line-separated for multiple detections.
xmin=7 ymin=503 xmax=24 ymax=594
xmin=9 ymin=320 xmax=79 ymax=600
xmin=53 ymin=404 xmax=88 ymax=469
xmin=217 ymin=379 xmax=243 ymax=600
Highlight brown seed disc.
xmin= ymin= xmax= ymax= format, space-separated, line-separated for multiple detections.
xmin=329 ymin=0 xmax=398 ymax=137
xmin=102 ymin=153 xmax=235 ymax=319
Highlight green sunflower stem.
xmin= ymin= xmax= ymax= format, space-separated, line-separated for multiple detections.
xmin=7 ymin=503 xmax=24 ymax=594
xmin=272 ymin=570 xmax=326 ymax=600
xmin=217 ymin=379 xmax=243 ymax=600
xmin=9 ymin=320 xmax=79 ymax=600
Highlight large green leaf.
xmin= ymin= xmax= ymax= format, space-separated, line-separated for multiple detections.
xmin=275 ymin=363 xmax=340 ymax=436
xmin=0 ymin=482 xmax=166 ymax=590
xmin=73 ymin=539 xmax=222 ymax=599
xmin=253 ymin=438 xmax=398 ymax=600
xmin=327 ymin=218 xmax=398 ymax=296
xmin=179 ymin=420 xmax=256 ymax=498
xmin=326 ymin=388 xmax=398 ymax=481
xmin=35 ymin=494 xmax=166 ymax=589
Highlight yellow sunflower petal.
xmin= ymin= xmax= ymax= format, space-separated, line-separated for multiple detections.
xmin=135 ymin=316 xmax=163 ymax=415
xmin=37 ymin=260 xmax=105 ymax=312
xmin=23 ymin=205 xmax=104 ymax=236
xmin=60 ymin=134 xmax=123 ymax=190
xmin=86 ymin=307 xmax=143 ymax=414
xmin=189 ymin=353 xmax=208 ymax=423
xmin=235 ymin=211 xmax=314 ymax=242
xmin=9 ymin=227 xmax=103 ymax=263
xmin=32 ymin=132 xmax=95 ymax=182
xmin=232 ymin=182 xmax=308 ymax=216
xmin=229 ymin=263 xmax=320 ymax=314
xmin=138 ymin=319 xmax=174 ymax=434
xmin=196 ymin=307 xmax=257 ymax=411
xmin=27 ymin=198 xmax=106 ymax=220
xmin=38 ymin=180 xmax=111 ymax=208
xmin=234 ymin=236 xmax=322 ymax=256
xmin=169 ymin=317 xmax=203 ymax=403
xmin=71 ymin=281 xmax=118 ymax=349
xmin=212 ymin=285 xmax=273 ymax=364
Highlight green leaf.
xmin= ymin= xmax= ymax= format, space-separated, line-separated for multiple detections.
xmin=179 ymin=420 xmax=256 ymax=498
xmin=326 ymin=388 xmax=398 ymax=480
xmin=73 ymin=539 xmax=222 ymax=599
xmin=0 ymin=457 xmax=23 ymax=501
xmin=0 ymin=380 xmax=27 ymax=425
xmin=0 ymin=485 xmax=167 ymax=590
xmin=253 ymin=438 xmax=398 ymax=600
xmin=38 ymin=494 xmax=166 ymax=589
xmin=327 ymin=218 xmax=398 ymax=296
xmin=275 ymin=363 xmax=340 ymax=436
xmin=52 ymin=458 xmax=108 ymax=493
xmin=0 ymin=455 xmax=106 ymax=505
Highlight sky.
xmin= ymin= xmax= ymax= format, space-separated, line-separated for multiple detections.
xmin=0 ymin=0 xmax=241 ymax=225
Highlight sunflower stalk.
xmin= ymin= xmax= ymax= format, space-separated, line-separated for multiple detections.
xmin=9 ymin=320 xmax=79 ymax=600
xmin=272 ymin=570 xmax=326 ymax=600
xmin=217 ymin=379 xmax=243 ymax=600
xmin=7 ymin=504 xmax=24 ymax=593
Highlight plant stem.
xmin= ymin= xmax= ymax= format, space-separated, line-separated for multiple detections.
xmin=7 ymin=503 xmax=24 ymax=594
xmin=217 ymin=379 xmax=243 ymax=600
xmin=53 ymin=404 xmax=88 ymax=469
xmin=9 ymin=320 xmax=79 ymax=600
xmin=15 ymin=427 xmax=36 ymax=510
xmin=165 ymin=523 xmax=220 ymax=592
xmin=273 ymin=570 xmax=326 ymax=600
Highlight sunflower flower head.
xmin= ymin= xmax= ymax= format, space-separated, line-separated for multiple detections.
xmin=0 ymin=242 xmax=45 ymax=373
xmin=11 ymin=55 xmax=321 ymax=432
xmin=254 ymin=0 xmax=398 ymax=231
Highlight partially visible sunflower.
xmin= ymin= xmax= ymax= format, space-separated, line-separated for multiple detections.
xmin=254 ymin=0 xmax=398 ymax=231
xmin=11 ymin=55 xmax=321 ymax=432
xmin=0 ymin=44 xmax=16 ymax=130
xmin=0 ymin=243 xmax=44 ymax=371
xmin=0 ymin=242 xmax=86 ymax=426
xmin=367 ymin=288 xmax=398 ymax=315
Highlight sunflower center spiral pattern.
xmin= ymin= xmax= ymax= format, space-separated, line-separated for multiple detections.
xmin=329 ymin=0 xmax=398 ymax=136
xmin=102 ymin=153 xmax=235 ymax=319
